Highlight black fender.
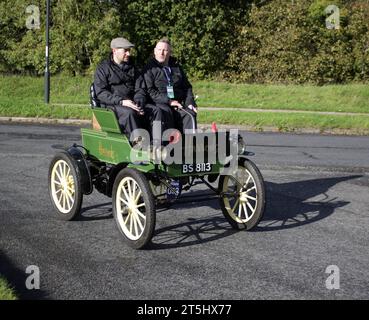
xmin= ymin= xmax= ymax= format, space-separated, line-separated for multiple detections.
xmin=65 ymin=146 xmax=93 ymax=195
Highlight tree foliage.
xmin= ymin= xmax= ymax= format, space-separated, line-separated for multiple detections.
xmin=226 ymin=0 xmax=369 ymax=84
xmin=120 ymin=0 xmax=250 ymax=77
xmin=0 ymin=0 xmax=121 ymax=75
xmin=0 ymin=0 xmax=368 ymax=83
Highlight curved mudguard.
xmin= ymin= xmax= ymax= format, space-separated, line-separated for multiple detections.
xmin=65 ymin=146 xmax=93 ymax=195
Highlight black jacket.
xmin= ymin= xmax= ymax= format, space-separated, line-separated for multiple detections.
xmin=94 ymin=56 xmax=146 ymax=106
xmin=142 ymin=57 xmax=196 ymax=107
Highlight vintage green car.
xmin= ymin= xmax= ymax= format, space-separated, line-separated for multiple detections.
xmin=48 ymin=99 xmax=266 ymax=249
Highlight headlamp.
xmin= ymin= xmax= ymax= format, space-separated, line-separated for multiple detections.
xmin=237 ymin=135 xmax=246 ymax=155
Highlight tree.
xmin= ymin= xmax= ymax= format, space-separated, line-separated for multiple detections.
xmin=119 ymin=0 xmax=250 ymax=77
xmin=0 ymin=0 xmax=121 ymax=75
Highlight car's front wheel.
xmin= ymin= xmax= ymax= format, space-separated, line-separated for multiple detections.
xmin=112 ymin=168 xmax=156 ymax=249
xmin=219 ymin=158 xmax=265 ymax=230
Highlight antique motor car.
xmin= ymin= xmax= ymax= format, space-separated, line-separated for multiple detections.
xmin=48 ymin=87 xmax=266 ymax=249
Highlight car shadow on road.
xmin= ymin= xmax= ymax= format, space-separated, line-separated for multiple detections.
xmin=148 ymin=175 xmax=361 ymax=249
xmin=254 ymin=175 xmax=361 ymax=232
xmin=148 ymin=215 xmax=235 ymax=250
xmin=77 ymin=202 xmax=113 ymax=221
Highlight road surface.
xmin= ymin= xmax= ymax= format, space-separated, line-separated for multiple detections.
xmin=0 ymin=123 xmax=368 ymax=300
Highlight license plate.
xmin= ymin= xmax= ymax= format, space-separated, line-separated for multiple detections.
xmin=182 ymin=163 xmax=212 ymax=174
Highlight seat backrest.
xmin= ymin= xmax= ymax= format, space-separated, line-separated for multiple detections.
xmin=92 ymin=108 xmax=121 ymax=133
xmin=89 ymin=83 xmax=122 ymax=133
xmin=90 ymin=83 xmax=101 ymax=108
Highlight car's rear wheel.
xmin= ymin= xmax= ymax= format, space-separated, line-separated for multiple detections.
xmin=219 ymin=158 xmax=265 ymax=230
xmin=48 ymin=152 xmax=83 ymax=220
xmin=112 ymin=168 xmax=156 ymax=249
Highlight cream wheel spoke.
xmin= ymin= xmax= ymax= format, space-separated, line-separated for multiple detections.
xmin=52 ymin=179 xmax=62 ymax=186
xmin=62 ymin=192 xmax=66 ymax=209
xmin=244 ymin=204 xmax=249 ymax=220
xmin=124 ymin=211 xmax=131 ymax=225
xmin=135 ymin=209 xmax=146 ymax=220
xmin=119 ymin=196 xmax=129 ymax=207
xmin=231 ymin=198 xmax=240 ymax=214
xmin=62 ymin=161 xmax=67 ymax=179
xmin=133 ymin=214 xmax=138 ymax=237
xmin=129 ymin=213 xmax=134 ymax=234
xmin=134 ymin=190 xmax=142 ymax=204
xmin=65 ymin=189 xmax=74 ymax=206
xmin=136 ymin=203 xmax=145 ymax=209
xmin=131 ymin=181 xmax=136 ymax=200
xmin=127 ymin=180 xmax=133 ymax=198
xmin=135 ymin=212 xmax=144 ymax=231
xmin=245 ymin=194 xmax=256 ymax=201
xmin=242 ymin=203 xmax=248 ymax=219
xmin=122 ymin=185 xmax=130 ymax=201
xmin=238 ymin=202 xmax=242 ymax=218
xmin=247 ymin=201 xmax=255 ymax=213
xmin=67 ymin=185 xmax=74 ymax=194
xmin=55 ymin=168 xmax=63 ymax=182
xmin=57 ymin=190 xmax=63 ymax=204
xmin=65 ymin=167 xmax=71 ymax=180
xmin=132 ymin=181 xmax=138 ymax=201
xmin=242 ymin=175 xmax=251 ymax=190
xmin=245 ymin=186 xmax=256 ymax=193
xmin=65 ymin=194 xmax=72 ymax=211
xmin=66 ymin=192 xmax=72 ymax=210
xmin=55 ymin=188 xmax=63 ymax=195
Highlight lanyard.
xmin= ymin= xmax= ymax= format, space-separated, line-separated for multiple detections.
xmin=163 ymin=66 xmax=172 ymax=85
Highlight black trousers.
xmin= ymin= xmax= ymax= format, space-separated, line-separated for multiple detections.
xmin=145 ymin=103 xmax=174 ymax=137
xmin=113 ymin=105 xmax=144 ymax=137
xmin=145 ymin=103 xmax=197 ymax=138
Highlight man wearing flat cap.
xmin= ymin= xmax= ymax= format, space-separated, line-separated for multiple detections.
xmin=94 ymin=37 xmax=146 ymax=137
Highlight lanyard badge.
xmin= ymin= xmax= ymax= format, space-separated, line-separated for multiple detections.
xmin=163 ymin=67 xmax=175 ymax=99
xmin=166 ymin=85 xmax=174 ymax=99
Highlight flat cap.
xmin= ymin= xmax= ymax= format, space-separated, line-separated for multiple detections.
xmin=110 ymin=37 xmax=135 ymax=49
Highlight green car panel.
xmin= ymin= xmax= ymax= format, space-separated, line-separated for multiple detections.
xmin=82 ymin=108 xmax=229 ymax=177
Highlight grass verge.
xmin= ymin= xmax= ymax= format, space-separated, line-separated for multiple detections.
xmin=0 ymin=276 xmax=17 ymax=300
xmin=199 ymin=110 xmax=369 ymax=134
xmin=1 ymin=75 xmax=368 ymax=134
xmin=1 ymin=103 xmax=368 ymax=134
xmin=195 ymin=81 xmax=369 ymax=114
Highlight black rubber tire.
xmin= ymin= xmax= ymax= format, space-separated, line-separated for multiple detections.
xmin=48 ymin=151 xmax=83 ymax=221
xmin=219 ymin=158 xmax=265 ymax=230
xmin=112 ymin=168 xmax=156 ymax=249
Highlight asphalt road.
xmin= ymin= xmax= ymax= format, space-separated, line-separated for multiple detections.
xmin=0 ymin=122 xmax=368 ymax=300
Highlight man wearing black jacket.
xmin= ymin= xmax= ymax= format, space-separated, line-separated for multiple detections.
xmin=94 ymin=37 xmax=146 ymax=137
xmin=143 ymin=38 xmax=197 ymax=136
